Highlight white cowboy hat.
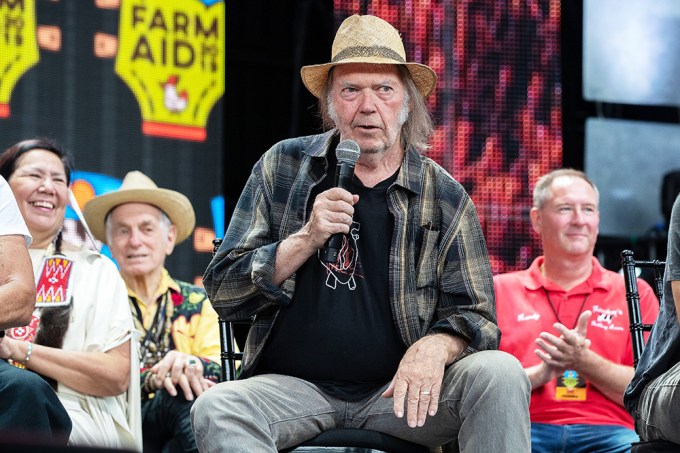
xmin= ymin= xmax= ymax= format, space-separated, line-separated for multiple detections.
xmin=83 ymin=171 xmax=195 ymax=245
xmin=300 ymin=14 xmax=437 ymax=99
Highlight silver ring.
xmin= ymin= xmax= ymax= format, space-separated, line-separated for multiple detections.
xmin=420 ymin=390 xmax=431 ymax=395
xmin=165 ymin=372 xmax=172 ymax=378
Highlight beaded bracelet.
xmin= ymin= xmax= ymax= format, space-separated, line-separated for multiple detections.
xmin=24 ymin=342 xmax=33 ymax=365
xmin=8 ymin=342 xmax=32 ymax=369
xmin=142 ymin=371 xmax=158 ymax=395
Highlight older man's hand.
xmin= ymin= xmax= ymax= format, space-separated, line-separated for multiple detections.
xmin=151 ymin=350 xmax=213 ymax=400
xmin=304 ymin=188 xmax=359 ymax=250
xmin=382 ymin=334 xmax=461 ymax=428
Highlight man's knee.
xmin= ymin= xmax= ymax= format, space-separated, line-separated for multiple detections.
xmin=444 ymin=350 xmax=530 ymax=400
xmin=191 ymin=382 xmax=241 ymax=428
xmin=191 ymin=385 xmax=217 ymax=428
xmin=1 ymin=368 xmax=55 ymax=403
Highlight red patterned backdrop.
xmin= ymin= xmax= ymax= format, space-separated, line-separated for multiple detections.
xmin=335 ymin=0 xmax=563 ymax=273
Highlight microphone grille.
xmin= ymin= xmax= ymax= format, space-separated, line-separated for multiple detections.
xmin=336 ymin=140 xmax=361 ymax=164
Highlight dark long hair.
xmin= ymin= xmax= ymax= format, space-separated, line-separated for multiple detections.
xmin=0 ymin=138 xmax=73 ymax=184
xmin=0 ymin=138 xmax=74 ymax=253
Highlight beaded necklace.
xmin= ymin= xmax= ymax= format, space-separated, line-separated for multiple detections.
xmin=131 ymin=293 xmax=172 ymax=369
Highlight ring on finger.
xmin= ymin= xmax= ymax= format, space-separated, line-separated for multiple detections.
xmin=420 ymin=390 xmax=431 ymax=396
xmin=186 ymin=358 xmax=197 ymax=368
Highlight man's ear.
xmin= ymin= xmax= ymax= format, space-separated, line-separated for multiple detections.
xmin=530 ymin=207 xmax=541 ymax=236
xmin=165 ymin=224 xmax=177 ymax=255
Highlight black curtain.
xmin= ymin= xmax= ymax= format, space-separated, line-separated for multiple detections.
xmin=224 ymin=0 xmax=335 ymax=223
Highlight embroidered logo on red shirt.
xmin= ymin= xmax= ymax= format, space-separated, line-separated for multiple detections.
xmin=517 ymin=312 xmax=541 ymax=322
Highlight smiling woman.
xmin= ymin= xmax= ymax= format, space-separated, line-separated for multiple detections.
xmin=4 ymin=149 xmax=69 ymax=249
xmin=0 ymin=138 xmax=142 ymax=451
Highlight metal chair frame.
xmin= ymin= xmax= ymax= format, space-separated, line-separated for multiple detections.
xmin=621 ymin=249 xmax=665 ymax=367
xmin=621 ymin=249 xmax=680 ymax=452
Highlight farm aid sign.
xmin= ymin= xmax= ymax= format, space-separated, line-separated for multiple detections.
xmin=116 ymin=0 xmax=224 ymax=141
xmin=0 ymin=0 xmax=39 ymax=118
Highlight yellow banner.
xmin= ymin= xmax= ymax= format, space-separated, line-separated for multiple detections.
xmin=115 ymin=0 xmax=224 ymax=141
xmin=0 ymin=0 xmax=39 ymax=118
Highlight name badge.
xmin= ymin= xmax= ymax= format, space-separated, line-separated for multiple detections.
xmin=555 ymin=369 xmax=587 ymax=401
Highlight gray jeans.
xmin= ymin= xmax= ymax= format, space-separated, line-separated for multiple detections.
xmin=191 ymin=350 xmax=531 ymax=452
xmin=635 ymin=360 xmax=680 ymax=444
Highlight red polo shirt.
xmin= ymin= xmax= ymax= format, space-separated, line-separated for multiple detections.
xmin=494 ymin=257 xmax=659 ymax=428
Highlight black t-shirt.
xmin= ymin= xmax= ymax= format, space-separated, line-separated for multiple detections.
xmin=255 ymin=156 xmax=405 ymax=400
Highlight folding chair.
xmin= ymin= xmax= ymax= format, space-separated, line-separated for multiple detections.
xmin=212 ymin=239 xmax=430 ymax=452
xmin=621 ymin=250 xmax=680 ymax=453
xmin=621 ymin=249 xmax=664 ymax=367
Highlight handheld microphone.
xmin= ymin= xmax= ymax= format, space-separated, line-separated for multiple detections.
xmin=320 ymin=139 xmax=361 ymax=263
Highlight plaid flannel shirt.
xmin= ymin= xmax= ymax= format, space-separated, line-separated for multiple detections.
xmin=204 ymin=130 xmax=499 ymax=378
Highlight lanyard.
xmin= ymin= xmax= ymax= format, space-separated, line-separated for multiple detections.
xmin=542 ymin=288 xmax=589 ymax=330
xmin=131 ymin=295 xmax=167 ymax=357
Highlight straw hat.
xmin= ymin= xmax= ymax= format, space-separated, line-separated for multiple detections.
xmin=83 ymin=171 xmax=195 ymax=245
xmin=300 ymin=14 xmax=437 ymax=99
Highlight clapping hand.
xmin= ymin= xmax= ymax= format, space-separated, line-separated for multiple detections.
xmin=535 ymin=310 xmax=592 ymax=371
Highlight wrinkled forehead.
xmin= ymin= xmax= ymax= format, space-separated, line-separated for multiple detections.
xmin=107 ymin=202 xmax=166 ymax=224
xmin=549 ymin=176 xmax=599 ymax=205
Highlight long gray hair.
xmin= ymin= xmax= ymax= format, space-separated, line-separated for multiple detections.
xmin=319 ymin=65 xmax=434 ymax=152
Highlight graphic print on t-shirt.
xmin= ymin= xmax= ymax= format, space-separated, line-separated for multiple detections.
xmin=320 ymin=220 xmax=361 ymax=290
